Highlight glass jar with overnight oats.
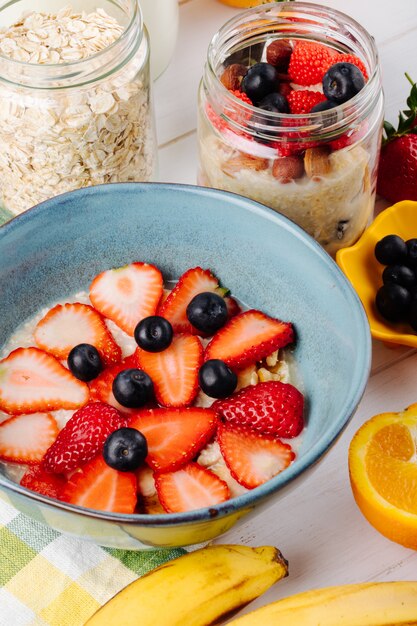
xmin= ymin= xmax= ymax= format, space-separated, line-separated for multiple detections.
xmin=197 ymin=2 xmax=383 ymax=256
xmin=0 ymin=0 xmax=156 ymax=218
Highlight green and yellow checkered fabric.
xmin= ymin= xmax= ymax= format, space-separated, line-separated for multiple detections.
xmin=0 ymin=493 xmax=185 ymax=626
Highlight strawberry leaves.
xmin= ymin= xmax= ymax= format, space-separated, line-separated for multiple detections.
xmin=383 ymin=73 xmax=417 ymax=145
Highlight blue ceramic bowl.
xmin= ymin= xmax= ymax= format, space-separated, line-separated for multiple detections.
xmin=0 ymin=183 xmax=371 ymax=549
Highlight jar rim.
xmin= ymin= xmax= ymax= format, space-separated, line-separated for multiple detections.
xmin=204 ymin=1 xmax=381 ymax=141
xmin=0 ymin=0 xmax=144 ymax=88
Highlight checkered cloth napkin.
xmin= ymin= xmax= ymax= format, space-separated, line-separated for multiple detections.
xmin=0 ymin=493 xmax=185 ymax=626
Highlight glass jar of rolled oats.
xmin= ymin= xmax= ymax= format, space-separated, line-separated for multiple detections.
xmin=0 ymin=0 xmax=156 ymax=217
xmin=198 ymin=2 xmax=383 ymax=256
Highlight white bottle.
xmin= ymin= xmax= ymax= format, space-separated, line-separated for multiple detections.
xmin=139 ymin=0 xmax=179 ymax=80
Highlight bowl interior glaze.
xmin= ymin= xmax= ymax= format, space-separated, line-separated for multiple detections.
xmin=0 ymin=183 xmax=371 ymax=548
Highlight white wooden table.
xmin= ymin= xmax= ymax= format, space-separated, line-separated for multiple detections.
xmin=156 ymin=0 xmax=417 ymax=617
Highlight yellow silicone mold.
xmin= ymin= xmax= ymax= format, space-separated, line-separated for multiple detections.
xmin=336 ymin=201 xmax=417 ymax=347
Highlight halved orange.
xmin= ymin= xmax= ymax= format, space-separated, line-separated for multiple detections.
xmin=349 ymin=403 xmax=417 ymax=550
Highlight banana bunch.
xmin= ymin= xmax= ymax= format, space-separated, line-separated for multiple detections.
xmin=85 ymin=544 xmax=288 ymax=626
xmin=228 ymin=581 xmax=417 ymax=625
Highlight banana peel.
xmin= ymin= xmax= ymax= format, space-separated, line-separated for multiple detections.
xmin=85 ymin=544 xmax=288 ymax=626
xmin=227 ymin=581 xmax=417 ymax=625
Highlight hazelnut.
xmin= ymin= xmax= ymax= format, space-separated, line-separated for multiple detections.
xmin=220 ymin=64 xmax=247 ymax=91
xmin=272 ymin=156 xmax=304 ymax=183
xmin=266 ymin=40 xmax=292 ymax=72
xmin=304 ymin=146 xmax=332 ymax=180
xmin=278 ymin=81 xmax=293 ymax=98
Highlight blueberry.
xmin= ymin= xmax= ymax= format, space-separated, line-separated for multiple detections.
xmin=248 ymin=93 xmax=289 ymax=141
xmin=103 ymin=427 xmax=148 ymax=472
xmin=186 ymin=292 xmax=228 ymax=334
xmin=406 ymin=239 xmax=417 ymax=268
xmin=199 ymin=360 xmax=237 ymax=399
xmin=134 ymin=316 xmax=173 ymax=352
xmin=67 ymin=343 xmax=102 ymax=382
xmin=242 ymin=62 xmax=280 ymax=104
xmin=112 ymin=368 xmax=154 ymax=408
xmin=310 ymin=100 xmax=339 ymax=113
xmin=322 ymin=62 xmax=365 ymax=104
xmin=310 ymin=99 xmax=339 ymax=126
xmin=258 ymin=92 xmax=289 ymax=114
xmin=374 ymin=235 xmax=407 ymax=265
xmin=375 ymin=284 xmax=411 ymax=322
xmin=382 ymin=265 xmax=416 ymax=289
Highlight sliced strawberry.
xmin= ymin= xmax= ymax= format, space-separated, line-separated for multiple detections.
xmin=225 ymin=296 xmax=242 ymax=319
xmin=61 ymin=455 xmax=137 ymax=513
xmin=0 ymin=348 xmax=89 ymax=415
xmin=90 ymin=262 xmax=163 ymax=336
xmin=129 ymin=407 xmax=218 ymax=472
xmin=43 ymin=402 xmax=125 ymax=473
xmin=20 ymin=464 xmax=66 ymax=499
xmin=89 ymin=354 xmax=138 ymax=413
xmin=217 ymin=423 xmax=295 ymax=489
xmin=34 ymin=303 xmax=121 ymax=366
xmin=158 ymin=267 xmax=221 ymax=334
xmin=212 ymin=381 xmax=304 ymax=439
xmin=136 ymin=335 xmax=203 ymax=407
xmin=0 ymin=413 xmax=59 ymax=464
xmin=155 ymin=462 xmax=230 ymax=513
xmin=204 ymin=310 xmax=294 ymax=371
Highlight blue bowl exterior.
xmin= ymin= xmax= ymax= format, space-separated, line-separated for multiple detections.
xmin=0 ymin=183 xmax=371 ymax=548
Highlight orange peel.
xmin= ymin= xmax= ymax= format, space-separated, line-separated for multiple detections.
xmin=349 ymin=402 xmax=417 ymax=550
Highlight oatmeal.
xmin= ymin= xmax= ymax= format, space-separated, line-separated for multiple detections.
xmin=0 ymin=263 xmax=305 ymax=514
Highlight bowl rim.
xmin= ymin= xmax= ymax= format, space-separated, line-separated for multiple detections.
xmin=0 ymin=181 xmax=372 ymax=527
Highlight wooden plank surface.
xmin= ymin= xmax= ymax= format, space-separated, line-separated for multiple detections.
xmin=156 ymin=0 xmax=417 ymax=619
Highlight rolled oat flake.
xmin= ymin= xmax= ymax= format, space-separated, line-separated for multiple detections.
xmin=0 ymin=2 xmax=156 ymax=216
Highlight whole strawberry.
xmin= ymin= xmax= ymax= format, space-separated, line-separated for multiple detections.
xmin=287 ymin=90 xmax=326 ymax=115
xmin=288 ymin=41 xmax=337 ymax=86
xmin=43 ymin=402 xmax=126 ymax=473
xmin=212 ymin=380 xmax=304 ymax=438
xmin=377 ymin=74 xmax=417 ymax=203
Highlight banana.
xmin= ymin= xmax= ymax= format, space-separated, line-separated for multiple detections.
xmin=227 ymin=581 xmax=417 ymax=625
xmin=85 ymin=544 xmax=288 ymax=626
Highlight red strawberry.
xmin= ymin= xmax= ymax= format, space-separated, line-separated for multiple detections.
xmin=89 ymin=354 xmax=138 ymax=413
xmin=204 ymin=310 xmax=294 ymax=371
xmin=20 ymin=464 xmax=66 ymax=499
xmin=288 ymin=41 xmax=337 ymax=85
xmin=206 ymin=103 xmax=228 ymax=134
xmin=0 ymin=413 xmax=59 ymax=464
xmin=0 ymin=347 xmax=89 ymax=415
xmin=34 ymin=303 xmax=121 ymax=365
xmin=229 ymin=89 xmax=252 ymax=106
xmin=287 ymin=90 xmax=326 ymax=114
xmin=377 ymin=75 xmax=417 ymax=203
xmin=158 ymin=267 xmax=222 ymax=334
xmin=90 ymin=262 xmax=163 ymax=336
xmin=330 ymin=122 xmax=368 ymax=151
xmin=217 ymin=423 xmax=295 ymax=489
xmin=225 ymin=296 xmax=242 ymax=318
xmin=378 ymin=135 xmax=417 ymax=203
xmin=337 ymin=54 xmax=368 ymax=81
xmin=155 ymin=463 xmax=230 ymax=513
xmin=42 ymin=402 xmax=125 ymax=473
xmin=212 ymin=381 xmax=304 ymax=438
xmin=61 ymin=455 xmax=137 ymax=513
xmin=136 ymin=335 xmax=203 ymax=407
xmin=129 ymin=407 xmax=218 ymax=472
